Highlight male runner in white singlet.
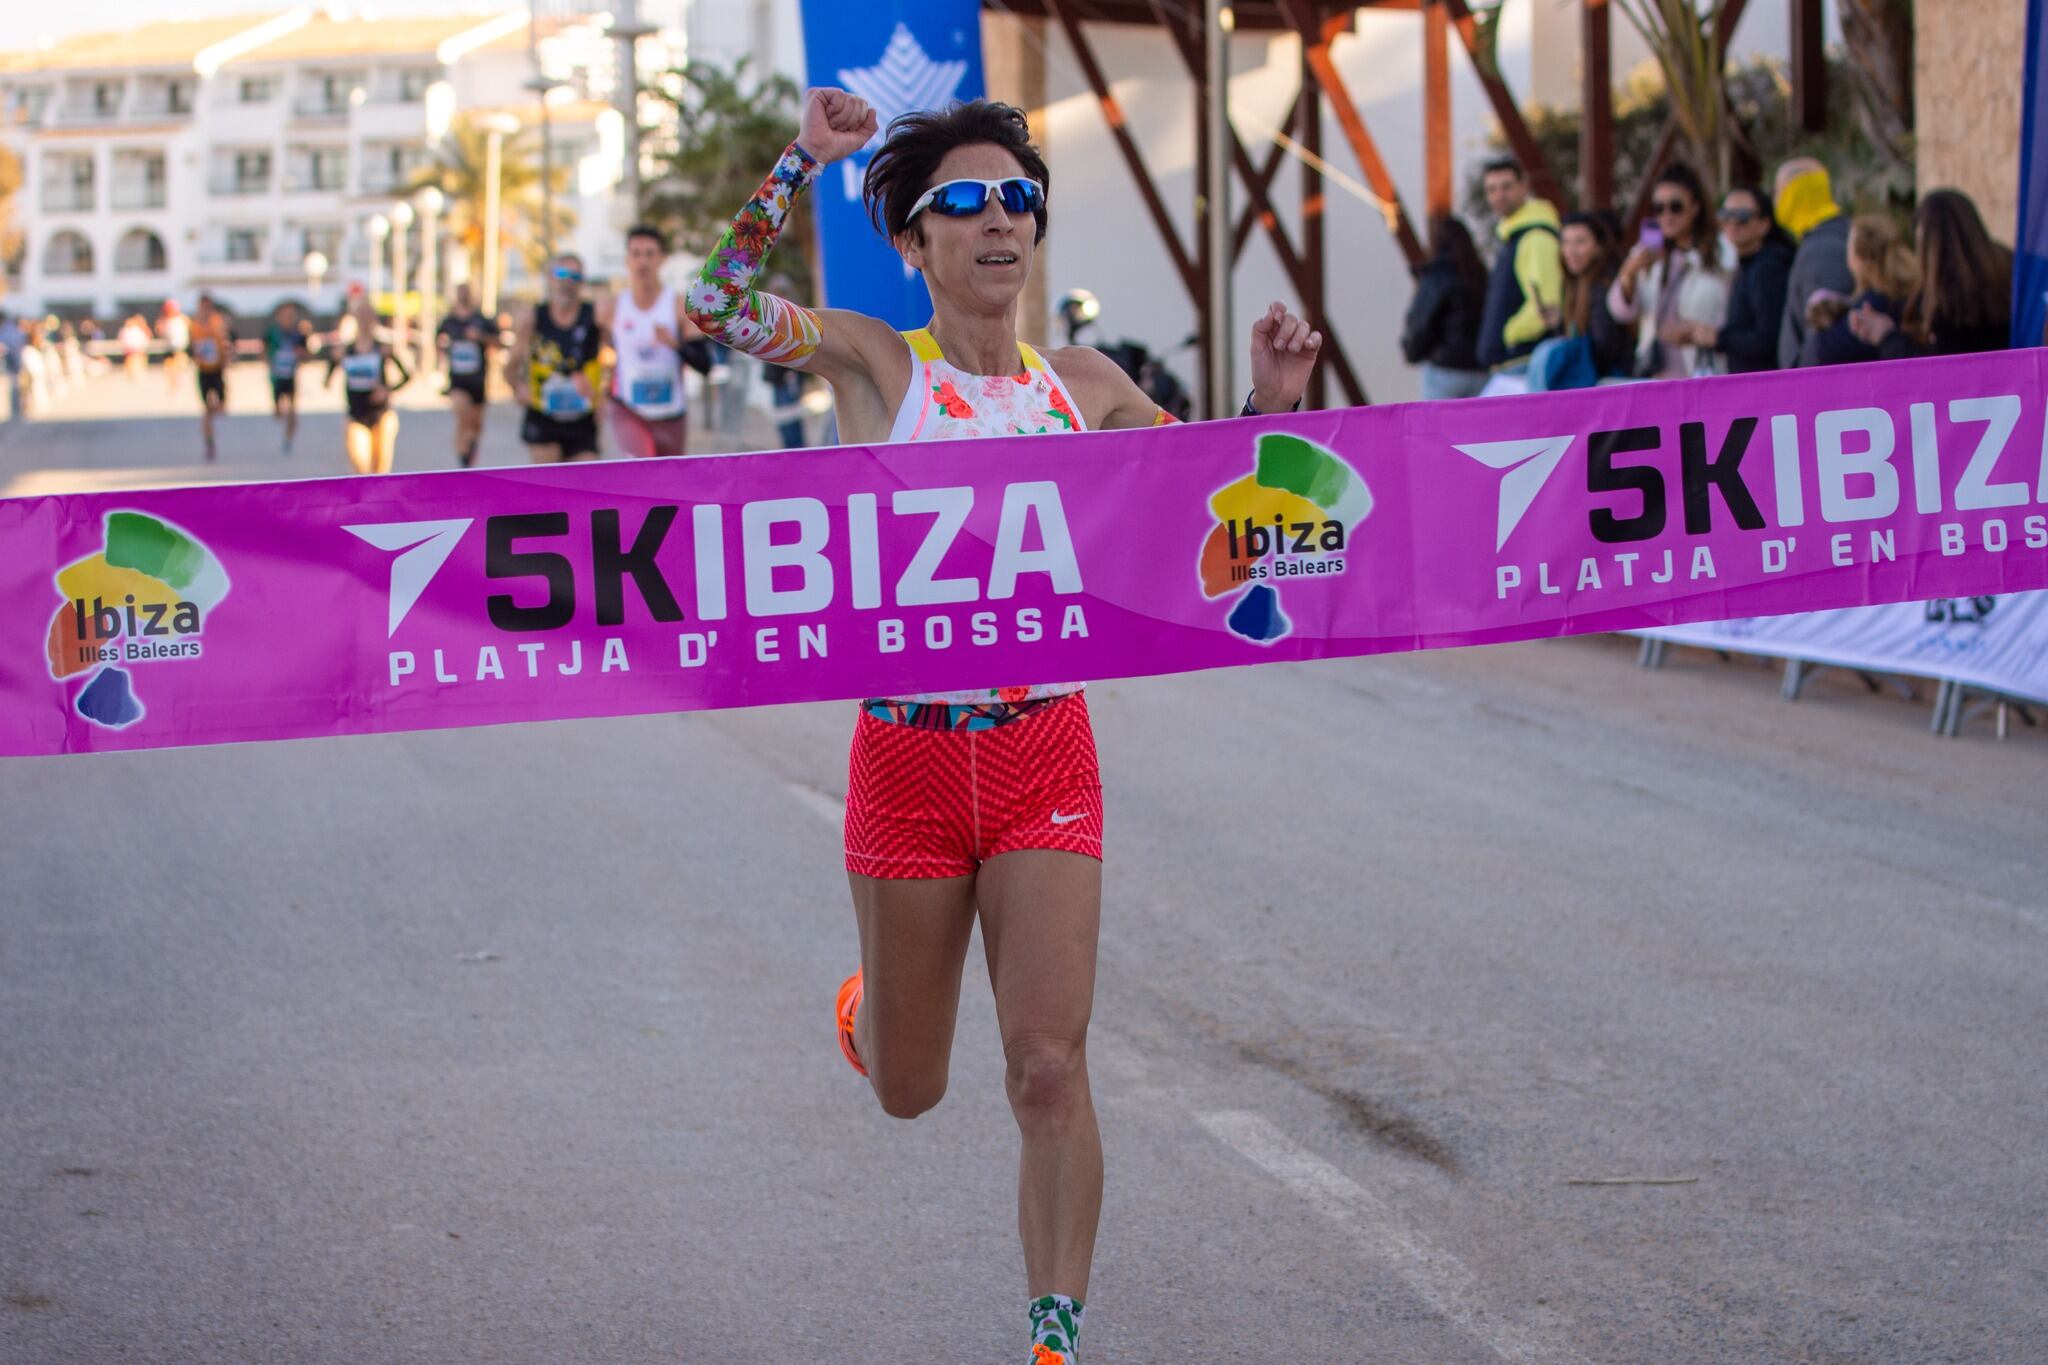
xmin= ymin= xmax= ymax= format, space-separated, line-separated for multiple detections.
xmin=599 ymin=224 xmax=710 ymax=457
xmin=686 ymin=89 xmax=1321 ymax=1364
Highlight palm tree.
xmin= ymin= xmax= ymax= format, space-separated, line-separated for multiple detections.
xmin=0 ymin=145 xmax=23 ymax=299
xmin=408 ymin=113 xmax=577 ymax=293
xmin=642 ymin=58 xmax=814 ymax=301
xmin=1613 ymin=0 xmax=1734 ymax=200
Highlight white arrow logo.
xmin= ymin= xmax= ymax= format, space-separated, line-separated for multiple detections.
xmin=1452 ymin=436 xmax=1575 ymax=551
xmin=343 ymin=518 xmax=473 ymax=636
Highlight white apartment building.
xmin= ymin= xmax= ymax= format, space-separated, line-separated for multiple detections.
xmin=0 ymin=8 xmax=682 ymax=323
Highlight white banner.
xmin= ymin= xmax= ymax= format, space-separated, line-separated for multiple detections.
xmin=1633 ymin=593 xmax=2048 ymax=706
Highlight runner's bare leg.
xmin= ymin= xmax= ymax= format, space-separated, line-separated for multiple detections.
xmin=976 ymin=848 xmax=1103 ymax=1300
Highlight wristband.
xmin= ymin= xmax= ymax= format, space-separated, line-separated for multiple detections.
xmin=1240 ymin=390 xmax=1301 ymax=418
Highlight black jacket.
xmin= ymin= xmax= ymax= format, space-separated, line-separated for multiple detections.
xmin=1717 ymin=234 xmax=1795 ymax=373
xmin=1401 ymin=260 xmax=1484 ymax=371
xmin=1803 ymin=290 xmax=1901 ymax=367
xmin=1580 ymin=273 xmax=1634 ymax=377
xmin=1878 ymin=319 xmax=2010 ymax=361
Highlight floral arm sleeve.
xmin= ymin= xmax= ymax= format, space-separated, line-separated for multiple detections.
xmin=684 ymin=143 xmax=826 ymax=368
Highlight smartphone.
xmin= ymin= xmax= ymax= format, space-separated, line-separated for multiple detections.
xmin=1638 ymin=222 xmax=1664 ymax=252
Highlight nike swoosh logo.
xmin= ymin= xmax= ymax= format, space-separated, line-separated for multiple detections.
xmin=1049 ymin=810 xmax=1088 ymax=826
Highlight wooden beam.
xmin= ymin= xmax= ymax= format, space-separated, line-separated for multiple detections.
xmin=1042 ymin=0 xmax=1200 ymax=303
xmin=1233 ymin=87 xmax=1304 ymax=258
xmin=1281 ymin=0 xmax=1424 ymax=266
xmin=1791 ymin=0 xmax=1826 ymax=132
xmin=1581 ymin=0 xmax=1614 ymax=208
xmin=1440 ymin=0 xmax=1568 ymax=210
xmin=1299 ymin=41 xmax=1335 ymax=407
xmin=1158 ymin=12 xmax=1367 ymax=405
xmin=1423 ymin=0 xmax=1452 ymax=216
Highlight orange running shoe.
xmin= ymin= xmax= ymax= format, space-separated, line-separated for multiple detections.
xmin=1031 ymin=1344 xmax=1067 ymax=1364
xmin=835 ymin=968 xmax=867 ymax=1076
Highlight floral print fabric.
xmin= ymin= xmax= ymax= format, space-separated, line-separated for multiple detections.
xmin=684 ymin=143 xmax=825 ymax=367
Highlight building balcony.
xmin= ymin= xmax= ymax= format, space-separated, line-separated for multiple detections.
xmin=39 ymin=185 xmax=95 ymax=212
xmin=53 ymin=105 xmax=127 ymax=127
xmin=284 ymin=173 xmax=349 ymax=194
xmin=129 ymin=103 xmax=194 ymax=123
xmin=197 ymin=247 xmax=270 ymax=267
xmin=208 ymin=177 xmax=274 ymax=197
xmin=291 ymin=99 xmax=353 ymax=124
xmin=110 ymin=181 xmax=168 ymax=210
xmin=357 ymin=168 xmax=423 ymax=196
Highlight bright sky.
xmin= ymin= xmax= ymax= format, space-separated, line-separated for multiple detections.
xmin=10 ymin=2 xmax=524 ymax=52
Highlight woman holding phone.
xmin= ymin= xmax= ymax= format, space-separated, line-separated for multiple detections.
xmin=1608 ymin=163 xmax=1731 ymax=379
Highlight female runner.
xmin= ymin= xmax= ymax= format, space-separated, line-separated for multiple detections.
xmin=686 ymin=88 xmax=1321 ymax=1364
xmin=326 ymin=297 xmax=411 ymax=474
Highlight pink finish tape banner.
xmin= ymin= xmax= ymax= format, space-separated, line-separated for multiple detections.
xmin=5 ymin=351 xmax=2047 ymax=757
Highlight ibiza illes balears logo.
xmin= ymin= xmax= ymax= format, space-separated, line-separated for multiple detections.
xmin=45 ymin=511 xmax=229 ymax=729
xmin=1196 ymin=432 xmax=1372 ymax=643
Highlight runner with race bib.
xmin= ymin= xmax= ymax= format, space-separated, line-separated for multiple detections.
xmin=264 ymin=301 xmax=312 ymax=456
xmin=505 ymin=254 xmax=604 ymax=463
xmin=599 ymin=224 xmax=712 ymax=458
xmin=437 ymin=281 xmax=496 ymax=468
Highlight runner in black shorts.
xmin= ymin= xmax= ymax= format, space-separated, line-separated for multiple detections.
xmin=504 ymin=253 xmax=604 ymax=462
xmin=325 ymin=297 xmax=411 ymax=475
xmin=264 ymin=302 xmax=312 ymax=455
xmin=437 ymin=282 xmax=494 ymax=467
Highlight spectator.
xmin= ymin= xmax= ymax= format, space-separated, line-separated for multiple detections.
xmin=1854 ymin=189 xmax=2015 ymax=360
xmin=1476 ymin=157 xmax=1563 ymax=371
xmin=1800 ymin=215 xmax=1917 ymax=367
xmin=1528 ymin=211 xmax=1631 ymax=390
xmin=160 ymin=299 xmax=190 ymax=394
xmin=119 ymin=315 xmax=152 ymax=382
xmin=0 ymin=311 xmax=25 ymax=422
xmin=1401 ymin=213 xmax=1489 ymax=399
xmin=1773 ymin=157 xmax=1854 ymax=367
xmin=1608 ymin=163 xmax=1730 ymax=379
xmin=1682 ymin=184 xmax=1795 ymax=373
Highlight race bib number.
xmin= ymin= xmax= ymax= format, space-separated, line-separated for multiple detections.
xmin=270 ymin=351 xmax=298 ymax=378
xmin=194 ymin=339 xmax=218 ymax=364
xmin=343 ymin=354 xmax=381 ymax=391
xmin=542 ymin=375 xmax=590 ymax=416
xmin=450 ymin=340 xmax=482 ymax=375
xmin=629 ymin=376 xmax=675 ymax=408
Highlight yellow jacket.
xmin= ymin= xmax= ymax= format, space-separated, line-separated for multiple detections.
xmin=1497 ymin=198 xmax=1564 ymax=350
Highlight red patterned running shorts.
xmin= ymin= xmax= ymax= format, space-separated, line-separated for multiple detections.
xmin=844 ymin=692 xmax=1104 ymax=879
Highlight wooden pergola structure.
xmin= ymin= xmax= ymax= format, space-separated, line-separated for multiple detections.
xmin=986 ymin=0 xmax=1832 ymax=410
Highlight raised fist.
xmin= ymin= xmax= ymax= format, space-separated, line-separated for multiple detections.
xmin=797 ymin=88 xmax=880 ymax=165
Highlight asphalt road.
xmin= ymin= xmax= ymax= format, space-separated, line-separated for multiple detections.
xmin=3 ymin=378 xmax=2045 ymax=1363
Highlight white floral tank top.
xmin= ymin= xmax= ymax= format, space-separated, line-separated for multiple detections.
xmin=883 ymin=328 xmax=1085 ymax=706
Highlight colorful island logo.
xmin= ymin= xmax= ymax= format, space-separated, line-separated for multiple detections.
xmin=45 ymin=511 xmax=228 ymax=729
xmin=1196 ymin=431 xmax=1371 ymax=642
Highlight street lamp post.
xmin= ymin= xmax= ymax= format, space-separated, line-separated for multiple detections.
xmin=477 ymin=113 xmax=520 ymax=317
xmin=303 ymin=249 xmax=329 ymax=306
xmin=610 ymin=1 xmax=657 ymax=216
xmin=366 ymin=213 xmax=390 ymax=317
xmin=390 ymin=199 xmax=415 ymax=364
xmin=525 ymin=75 xmax=565 ymax=258
xmin=416 ymin=186 xmax=444 ymax=377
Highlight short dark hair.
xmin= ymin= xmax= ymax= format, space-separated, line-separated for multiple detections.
xmin=626 ymin=223 xmax=667 ymax=251
xmin=1481 ymin=157 xmax=1525 ymax=182
xmin=863 ymin=99 xmax=1050 ymax=245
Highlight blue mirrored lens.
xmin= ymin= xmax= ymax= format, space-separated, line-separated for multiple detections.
xmin=927 ymin=182 xmax=993 ymax=216
xmin=995 ymin=179 xmax=1043 ymax=214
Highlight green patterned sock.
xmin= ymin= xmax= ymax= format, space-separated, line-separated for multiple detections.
xmin=1029 ymin=1293 xmax=1085 ymax=1359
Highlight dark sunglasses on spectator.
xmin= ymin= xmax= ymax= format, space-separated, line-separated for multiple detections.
xmin=906 ymin=177 xmax=1046 ymax=222
xmin=1718 ymin=207 xmax=1758 ymax=224
xmin=1653 ymin=198 xmax=1690 ymax=215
